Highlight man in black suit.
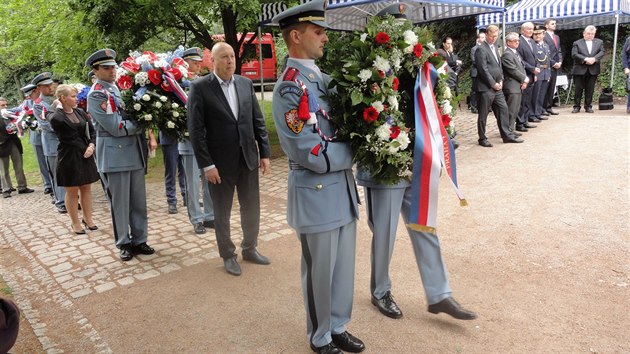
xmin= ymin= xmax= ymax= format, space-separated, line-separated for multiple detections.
xmin=516 ymin=22 xmax=540 ymax=131
xmin=543 ymin=19 xmax=562 ymax=115
xmin=188 ymin=42 xmax=272 ymax=276
xmin=571 ymin=25 xmax=605 ymax=113
xmin=469 ymin=32 xmax=486 ymax=114
xmin=502 ymin=32 xmax=529 ymax=136
xmin=475 ymin=24 xmax=523 ymax=147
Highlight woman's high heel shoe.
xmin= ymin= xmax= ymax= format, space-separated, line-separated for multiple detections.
xmin=72 ymin=225 xmax=86 ymax=235
xmin=82 ymin=219 xmax=98 ymax=231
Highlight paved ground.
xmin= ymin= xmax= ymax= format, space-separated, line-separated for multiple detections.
xmin=1 ymin=105 xmax=628 ymax=353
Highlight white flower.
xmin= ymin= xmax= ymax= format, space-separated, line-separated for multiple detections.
xmin=387 ymin=146 xmax=399 ymax=155
xmin=365 ymin=134 xmax=371 ymax=143
xmin=399 ymin=168 xmax=413 ymax=178
xmin=387 ymin=96 xmax=399 ymax=111
xmin=172 ymin=103 xmax=179 ymax=109
xmin=358 ymin=69 xmax=372 ymax=82
xmin=167 ymin=121 xmax=175 ymax=129
xmin=396 ymin=131 xmax=410 ymax=150
xmin=360 ymin=33 xmax=368 ymax=42
xmin=142 ymin=94 xmax=150 ymax=101
xmin=373 ymin=55 xmax=391 ymax=73
xmin=172 ymin=111 xmax=180 ymax=118
xmin=133 ymin=103 xmax=142 ymax=111
xmin=179 ymin=67 xmax=188 ymax=78
xmin=403 ymin=30 xmax=418 ymax=46
xmin=371 ymin=101 xmax=384 ymax=113
xmin=404 ymin=45 xmax=414 ymax=54
xmin=441 ymin=101 xmax=452 ymax=114
xmin=135 ymin=72 xmax=148 ymax=86
xmin=160 ymin=96 xmax=167 ymax=102
xmin=116 ymin=67 xmax=127 ymax=79
xmin=144 ymin=114 xmax=152 ymax=121
xmin=375 ymin=123 xmax=391 ymax=141
xmin=154 ymin=101 xmax=162 ymax=108
xmin=443 ymin=87 xmax=452 ymax=99
xmin=74 ymin=83 xmax=86 ymax=92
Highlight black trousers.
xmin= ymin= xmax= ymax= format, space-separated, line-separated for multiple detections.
xmin=477 ymin=90 xmax=512 ymax=142
xmin=573 ymin=73 xmax=598 ymax=109
xmin=209 ymin=152 xmax=260 ymax=259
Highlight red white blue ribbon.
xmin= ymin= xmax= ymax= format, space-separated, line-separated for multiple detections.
xmin=163 ymin=71 xmax=188 ymax=105
xmin=407 ymin=62 xmax=466 ymax=234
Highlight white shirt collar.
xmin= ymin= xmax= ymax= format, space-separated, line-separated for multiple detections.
xmin=214 ymin=72 xmax=234 ymax=85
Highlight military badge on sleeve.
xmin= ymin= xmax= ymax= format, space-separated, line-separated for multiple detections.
xmin=285 ymin=109 xmax=304 ymax=134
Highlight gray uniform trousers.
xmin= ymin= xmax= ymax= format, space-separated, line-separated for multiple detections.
xmin=363 ymin=183 xmax=452 ymax=305
xmin=30 ymin=131 xmax=52 ymax=189
xmin=178 ymin=140 xmax=214 ymax=224
xmin=300 ymin=220 xmax=357 ymax=348
xmin=100 ymin=168 xmax=148 ymax=247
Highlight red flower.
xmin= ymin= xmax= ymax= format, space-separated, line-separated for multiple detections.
xmin=171 ymin=57 xmax=186 ymax=68
xmin=392 ymin=77 xmax=399 ymax=91
xmin=117 ymin=75 xmax=133 ymax=90
xmin=168 ymin=68 xmax=183 ymax=81
xmin=378 ymin=70 xmax=385 ymax=78
xmin=161 ymin=82 xmax=172 ymax=92
xmin=390 ymin=126 xmax=401 ymax=139
xmin=432 ymin=52 xmax=439 ymax=57
xmin=143 ymin=51 xmax=158 ymax=63
xmin=363 ymin=106 xmax=379 ymax=123
xmin=375 ymin=32 xmax=390 ymax=44
xmin=413 ymin=44 xmax=423 ymax=58
xmin=148 ymin=69 xmax=162 ymax=85
xmin=442 ymin=114 xmax=451 ymax=127
xmin=121 ymin=61 xmax=140 ymax=73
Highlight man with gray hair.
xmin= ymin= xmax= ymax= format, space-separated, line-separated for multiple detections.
xmin=516 ymin=22 xmax=540 ymax=131
xmin=571 ymin=25 xmax=604 ymax=113
xmin=502 ymin=32 xmax=529 ymax=135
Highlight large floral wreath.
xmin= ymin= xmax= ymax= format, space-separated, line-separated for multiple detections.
xmin=321 ymin=15 xmax=454 ymax=185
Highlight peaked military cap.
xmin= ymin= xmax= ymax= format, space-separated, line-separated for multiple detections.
xmin=375 ymin=3 xmax=408 ymax=19
xmin=20 ymin=84 xmax=37 ymax=95
xmin=183 ymin=47 xmax=203 ymax=61
xmin=85 ymin=48 xmax=117 ymax=67
xmin=533 ymin=24 xmax=545 ymax=34
xmin=272 ymin=0 xmax=329 ymax=30
xmin=87 ymin=71 xmax=95 ymax=80
xmin=31 ymin=72 xmax=54 ymax=86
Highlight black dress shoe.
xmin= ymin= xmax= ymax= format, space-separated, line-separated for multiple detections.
xmin=428 ymin=297 xmax=477 ymax=320
xmin=203 ymin=220 xmax=215 ymax=229
xmin=193 ymin=222 xmax=206 ymax=234
xmin=224 ymin=256 xmax=241 ymax=276
xmin=44 ymin=187 xmax=53 ymax=195
xmin=511 ymin=131 xmax=523 ymax=137
xmin=515 ymin=126 xmax=528 ymax=132
xmin=2 ymin=192 xmax=10 ymax=198
xmin=571 ymin=108 xmax=580 ymax=113
xmin=540 ymin=111 xmax=550 ymax=116
xmin=310 ymin=342 xmax=342 ymax=354
xmin=18 ymin=187 xmax=34 ymax=194
xmin=331 ymin=331 xmax=365 ymax=353
xmin=119 ymin=244 xmax=133 ymax=261
xmin=7 ymin=188 xmax=15 ymax=192
xmin=585 ymin=108 xmax=594 ymax=113
xmin=523 ymin=123 xmax=537 ymax=129
xmin=470 ymin=108 xmax=478 ymax=114
xmin=503 ymin=137 xmax=524 ymax=143
xmin=478 ymin=140 xmax=493 ymax=147
xmin=167 ymin=204 xmax=178 ymax=214
xmin=547 ymin=109 xmax=559 ymax=115
xmin=132 ymin=243 xmax=155 ymax=255
xmin=371 ymin=291 xmax=403 ymax=319
xmin=242 ymin=248 xmax=270 ymax=265
xmin=537 ymin=115 xmax=548 ymax=120
xmin=528 ymin=118 xmax=541 ymax=123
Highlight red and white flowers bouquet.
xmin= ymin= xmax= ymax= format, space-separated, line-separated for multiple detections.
xmin=116 ymin=48 xmax=190 ymax=140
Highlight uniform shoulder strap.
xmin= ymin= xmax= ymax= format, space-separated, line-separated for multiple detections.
xmin=283 ymin=67 xmax=300 ymax=82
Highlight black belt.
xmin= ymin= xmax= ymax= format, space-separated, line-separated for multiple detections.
xmin=97 ymin=131 xmax=112 ymax=137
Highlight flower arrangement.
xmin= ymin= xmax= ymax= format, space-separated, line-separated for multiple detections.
xmin=75 ymin=83 xmax=91 ymax=111
xmin=321 ymin=15 xmax=450 ymax=185
xmin=116 ymin=49 xmax=190 ymax=140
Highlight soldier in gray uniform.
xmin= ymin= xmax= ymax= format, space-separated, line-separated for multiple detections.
xmin=178 ymin=47 xmax=215 ymax=234
xmin=359 ymin=4 xmax=477 ymax=324
xmin=32 ymin=72 xmax=66 ymax=213
xmin=532 ymin=25 xmax=551 ymax=121
xmin=272 ymin=1 xmax=364 ymax=353
xmin=86 ymin=49 xmax=154 ymax=262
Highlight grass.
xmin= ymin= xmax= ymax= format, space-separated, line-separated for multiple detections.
xmin=12 ymin=99 xmax=283 ymax=187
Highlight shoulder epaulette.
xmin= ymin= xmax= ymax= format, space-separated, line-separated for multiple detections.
xmin=34 ymin=97 xmax=42 ymax=104
xmin=283 ymin=67 xmax=300 ymax=82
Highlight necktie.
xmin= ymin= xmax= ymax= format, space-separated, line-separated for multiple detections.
xmin=527 ymin=38 xmax=533 ymax=51
xmin=553 ymin=34 xmax=558 ymax=48
xmin=490 ymin=44 xmax=499 ymax=63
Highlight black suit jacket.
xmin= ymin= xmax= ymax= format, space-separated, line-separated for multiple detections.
xmin=188 ymin=73 xmax=270 ymax=176
xmin=517 ymin=35 xmax=537 ymax=80
xmin=571 ymin=38 xmax=605 ymax=75
xmin=474 ymin=41 xmax=503 ymax=92
xmin=544 ymin=32 xmax=562 ymax=67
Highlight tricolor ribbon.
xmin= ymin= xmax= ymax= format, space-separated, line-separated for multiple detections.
xmin=162 ymin=71 xmax=188 ymax=105
xmin=407 ymin=62 xmax=466 ymax=234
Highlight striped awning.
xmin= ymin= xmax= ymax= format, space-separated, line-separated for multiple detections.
xmin=324 ymin=0 xmax=505 ymax=31
xmin=260 ymin=2 xmax=288 ymax=25
xmin=477 ymin=0 xmax=630 ymax=29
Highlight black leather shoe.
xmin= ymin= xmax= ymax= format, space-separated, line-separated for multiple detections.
xmin=310 ymin=342 xmax=342 ymax=354
xmin=528 ymin=118 xmax=541 ymax=123
xmin=2 ymin=192 xmax=10 ymax=198
xmin=478 ymin=140 xmax=493 ymax=147
xmin=515 ymin=126 xmax=528 ymax=132
xmin=18 ymin=187 xmax=34 ymax=194
xmin=371 ymin=291 xmax=403 ymax=319
xmin=537 ymin=115 xmax=548 ymax=120
xmin=547 ymin=109 xmax=559 ymax=115
xmin=82 ymin=219 xmax=98 ymax=231
xmin=193 ymin=222 xmax=206 ymax=234
xmin=511 ymin=131 xmax=523 ymax=137
xmin=167 ymin=204 xmax=178 ymax=214
xmin=585 ymin=108 xmax=594 ymax=113
xmin=523 ymin=123 xmax=537 ymax=129
xmin=132 ymin=243 xmax=155 ymax=255
xmin=571 ymin=108 xmax=580 ymax=113
xmin=331 ymin=331 xmax=365 ymax=353
xmin=503 ymin=137 xmax=524 ymax=143
xmin=57 ymin=205 xmax=67 ymax=214
xmin=44 ymin=187 xmax=53 ymax=195
xmin=224 ymin=256 xmax=241 ymax=276
xmin=119 ymin=244 xmax=133 ymax=261
xmin=242 ymin=248 xmax=270 ymax=265
xmin=203 ymin=220 xmax=215 ymax=229
xmin=540 ymin=111 xmax=550 ymax=116
xmin=428 ymin=297 xmax=477 ymax=320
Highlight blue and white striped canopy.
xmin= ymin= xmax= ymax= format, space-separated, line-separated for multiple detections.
xmin=260 ymin=2 xmax=288 ymax=24
xmin=477 ymin=0 xmax=630 ymax=29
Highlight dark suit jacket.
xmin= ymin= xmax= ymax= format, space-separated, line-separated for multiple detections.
xmin=517 ymin=35 xmax=537 ymax=80
xmin=470 ymin=45 xmax=480 ymax=78
xmin=474 ymin=41 xmax=503 ymax=92
xmin=0 ymin=117 xmax=22 ymax=158
xmin=188 ymin=73 xmax=270 ymax=176
xmin=571 ymin=38 xmax=605 ymax=75
xmin=544 ymin=31 xmax=562 ymax=67
xmin=502 ymin=48 xmax=527 ymax=93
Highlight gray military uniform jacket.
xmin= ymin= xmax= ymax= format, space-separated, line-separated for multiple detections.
xmin=33 ymin=94 xmax=59 ymax=156
xmin=272 ymin=58 xmax=359 ymax=234
xmin=87 ymin=79 xmax=145 ymax=173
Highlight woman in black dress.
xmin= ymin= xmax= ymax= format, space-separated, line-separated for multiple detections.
xmin=51 ymin=84 xmax=100 ymax=234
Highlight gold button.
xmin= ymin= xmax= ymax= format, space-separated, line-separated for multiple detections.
xmin=315 ymin=183 xmax=323 ymax=190
xmin=118 ymin=144 xmax=122 ymax=148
